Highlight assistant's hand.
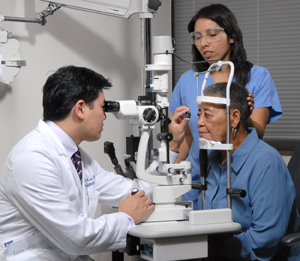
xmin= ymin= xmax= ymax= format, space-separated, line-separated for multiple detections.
xmin=247 ymin=91 xmax=254 ymax=112
xmin=169 ymin=106 xmax=190 ymax=151
xmin=119 ymin=190 xmax=155 ymax=224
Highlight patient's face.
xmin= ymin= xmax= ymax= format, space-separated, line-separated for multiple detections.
xmin=197 ymin=100 xmax=227 ymax=143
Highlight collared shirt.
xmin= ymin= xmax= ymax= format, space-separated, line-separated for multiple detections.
xmin=198 ymin=128 xmax=298 ymax=260
xmin=45 ymin=120 xmax=78 ymax=158
xmin=45 ymin=121 xmax=136 ymax=231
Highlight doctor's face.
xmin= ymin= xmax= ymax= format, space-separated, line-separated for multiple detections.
xmin=84 ymin=91 xmax=106 ymax=142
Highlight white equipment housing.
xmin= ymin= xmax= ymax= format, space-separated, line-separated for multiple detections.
xmin=0 ymin=28 xmax=26 ymax=84
xmin=35 ymin=0 xmax=159 ymax=19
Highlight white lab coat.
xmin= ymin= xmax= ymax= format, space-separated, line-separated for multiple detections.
xmin=0 ymin=120 xmax=155 ymax=261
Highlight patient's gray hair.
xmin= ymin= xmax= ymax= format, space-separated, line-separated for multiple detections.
xmin=203 ymin=82 xmax=251 ymax=130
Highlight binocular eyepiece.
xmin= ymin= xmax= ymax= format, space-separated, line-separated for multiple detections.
xmin=104 ymin=101 xmax=120 ymax=112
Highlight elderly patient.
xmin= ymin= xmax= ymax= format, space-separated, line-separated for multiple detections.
xmin=195 ymin=82 xmax=299 ymax=260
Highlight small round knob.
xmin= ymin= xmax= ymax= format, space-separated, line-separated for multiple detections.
xmin=131 ymin=188 xmax=139 ymax=195
xmin=143 ymin=108 xmax=157 ymax=123
xmin=148 ymin=0 xmax=162 ymax=11
xmin=168 ymin=168 xmax=175 ymax=174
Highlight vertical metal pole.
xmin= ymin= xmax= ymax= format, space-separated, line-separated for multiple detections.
xmin=226 ymin=71 xmax=232 ymax=209
xmin=201 ymin=177 xmax=205 ymax=209
xmin=226 ymin=62 xmax=234 ymax=210
xmin=227 ymin=106 xmax=232 ymax=209
xmin=197 ymin=75 xmax=205 ymax=210
xmin=145 ymin=19 xmax=152 ymax=93
xmin=141 ymin=18 xmax=152 ymax=166
xmin=141 ymin=18 xmax=152 ymax=95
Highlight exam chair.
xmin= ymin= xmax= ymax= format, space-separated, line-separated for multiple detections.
xmin=281 ymin=142 xmax=300 ymax=246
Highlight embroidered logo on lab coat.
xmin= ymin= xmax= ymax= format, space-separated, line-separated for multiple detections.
xmin=85 ymin=177 xmax=95 ymax=188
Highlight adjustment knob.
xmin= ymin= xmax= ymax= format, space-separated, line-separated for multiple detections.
xmin=131 ymin=188 xmax=139 ymax=195
xmin=156 ymin=133 xmax=173 ymax=142
xmin=143 ymin=108 xmax=157 ymax=123
xmin=148 ymin=0 xmax=162 ymax=11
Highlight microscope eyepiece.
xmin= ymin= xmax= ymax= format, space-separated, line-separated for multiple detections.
xmin=104 ymin=101 xmax=120 ymax=112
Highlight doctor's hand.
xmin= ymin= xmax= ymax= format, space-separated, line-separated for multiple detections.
xmin=169 ymin=106 xmax=190 ymax=152
xmin=119 ymin=190 xmax=155 ymax=224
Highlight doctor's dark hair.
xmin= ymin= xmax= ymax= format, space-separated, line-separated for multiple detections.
xmin=187 ymin=4 xmax=253 ymax=86
xmin=43 ymin=65 xmax=112 ymax=121
xmin=203 ymin=82 xmax=251 ymax=130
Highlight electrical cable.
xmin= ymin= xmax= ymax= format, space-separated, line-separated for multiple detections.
xmin=171 ymin=51 xmax=220 ymax=65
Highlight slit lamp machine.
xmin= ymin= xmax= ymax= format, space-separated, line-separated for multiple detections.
xmin=104 ymin=39 xmax=244 ymax=260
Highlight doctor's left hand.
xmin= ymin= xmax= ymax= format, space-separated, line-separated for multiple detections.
xmin=119 ymin=190 xmax=155 ymax=224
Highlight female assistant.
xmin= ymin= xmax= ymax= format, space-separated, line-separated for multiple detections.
xmin=169 ymin=4 xmax=282 ymax=207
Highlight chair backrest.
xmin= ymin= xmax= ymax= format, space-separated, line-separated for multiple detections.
xmin=288 ymin=142 xmax=300 ymax=212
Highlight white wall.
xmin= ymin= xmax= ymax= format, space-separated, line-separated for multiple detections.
xmin=0 ymin=0 xmax=171 ymax=260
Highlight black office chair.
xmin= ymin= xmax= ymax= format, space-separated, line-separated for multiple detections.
xmin=281 ymin=142 xmax=300 ymax=246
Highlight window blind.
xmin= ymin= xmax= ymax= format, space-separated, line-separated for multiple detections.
xmin=172 ymin=0 xmax=300 ymax=150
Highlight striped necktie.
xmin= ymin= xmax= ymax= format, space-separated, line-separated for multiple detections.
xmin=71 ymin=150 xmax=82 ymax=182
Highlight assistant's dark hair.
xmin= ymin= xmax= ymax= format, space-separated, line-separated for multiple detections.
xmin=187 ymin=4 xmax=253 ymax=86
xmin=43 ymin=65 xmax=112 ymax=121
xmin=203 ymin=82 xmax=251 ymax=130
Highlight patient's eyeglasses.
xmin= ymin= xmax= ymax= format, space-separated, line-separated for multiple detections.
xmin=190 ymin=27 xmax=225 ymax=45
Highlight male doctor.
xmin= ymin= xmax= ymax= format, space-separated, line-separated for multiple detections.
xmin=0 ymin=65 xmax=190 ymax=260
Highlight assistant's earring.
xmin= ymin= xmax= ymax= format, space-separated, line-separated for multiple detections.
xmin=232 ymin=127 xmax=237 ymax=135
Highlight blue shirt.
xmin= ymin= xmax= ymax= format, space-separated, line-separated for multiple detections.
xmin=169 ymin=65 xmax=282 ymax=208
xmin=200 ymin=129 xmax=298 ymax=260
